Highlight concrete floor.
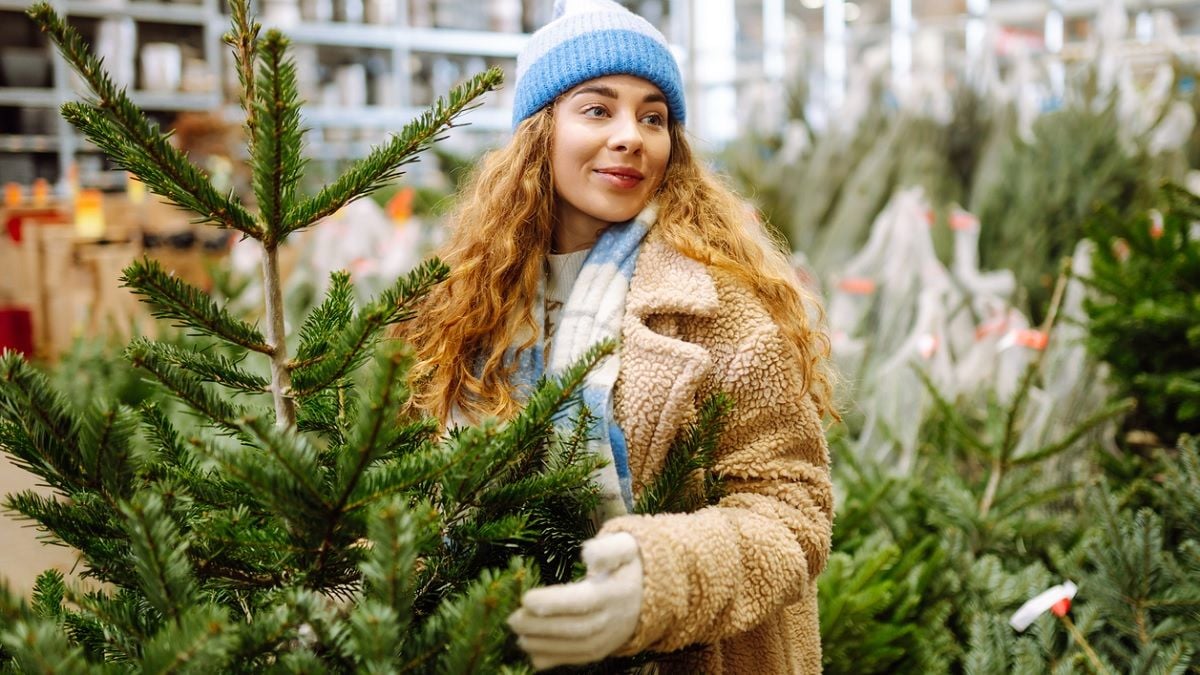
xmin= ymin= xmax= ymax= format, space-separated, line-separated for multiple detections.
xmin=0 ymin=456 xmax=81 ymax=597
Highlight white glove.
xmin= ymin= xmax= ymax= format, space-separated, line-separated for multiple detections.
xmin=507 ymin=532 xmax=643 ymax=670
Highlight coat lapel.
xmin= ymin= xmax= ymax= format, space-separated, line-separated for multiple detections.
xmin=617 ymin=238 xmax=720 ymax=491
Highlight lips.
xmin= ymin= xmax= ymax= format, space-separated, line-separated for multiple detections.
xmin=594 ymin=166 xmax=644 ymax=189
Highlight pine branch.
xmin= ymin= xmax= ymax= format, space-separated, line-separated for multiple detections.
xmin=122 ymin=259 xmax=269 ymax=354
xmin=128 ymin=338 xmax=269 ymax=395
xmin=476 ymin=459 xmax=603 ymax=516
xmin=1010 ymin=397 xmax=1135 ymax=466
xmin=27 ymin=4 xmax=258 ymax=237
xmin=137 ymin=605 xmax=236 ymax=673
xmin=209 ymin=416 xmax=329 ymax=530
xmin=402 ymin=559 xmax=534 ymax=675
xmin=331 ymin=344 xmax=415 ymax=510
xmin=120 ymin=492 xmax=198 ymax=624
xmin=138 ymin=405 xmax=186 ymax=462
xmin=125 ymin=340 xmax=246 ymax=433
xmin=224 ymin=0 xmax=260 ymax=173
xmin=635 ymin=393 xmax=732 ymax=515
xmin=3 ymin=490 xmax=130 ymax=579
xmin=343 ymin=447 xmax=458 ymax=513
xmin=30 ymin=570 xmax=66 ymax=621
xmin=0 ymin=621 xmax=95 ymax=674
xmin=313 ymin=343 xmax=418 ymax=573
xmin=251 ymin=30 xmax=304 ymax=245
xmin=79 ymin=402 xmax=138 ymax=497
xmin=913 ymin=365 xmax=991 ymax=456
xmin=290 ymin=259 xmax=449 ymax=396
xmin=440 ymin=341 xmax=614 ymax=515
xmin=346 ymin=600 xmax=403 ymax=671
xmin=70 ymin=587 xmax=160 ymax=659
xmin=294 ymin=271 xmax=355 ymax=365
xmin=361 ymin=499 xmax=437 ymax=622
xmin=0 ymin=352 xmax=85 ymax=492
xmin=137 ymin=404 xmax=219 ymax=495
xmin=284 ymin=69 xmax=503 ymax=234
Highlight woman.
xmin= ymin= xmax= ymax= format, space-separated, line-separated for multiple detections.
xmin=405 ymin=1 xmax=836 ymax=672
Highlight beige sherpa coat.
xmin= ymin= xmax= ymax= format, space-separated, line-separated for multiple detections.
xmin=599 ymin=237 xmax=833 ymax=674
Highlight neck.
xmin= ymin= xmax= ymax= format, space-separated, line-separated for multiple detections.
xmin=553 ymin=203 xmax=607 ymax=253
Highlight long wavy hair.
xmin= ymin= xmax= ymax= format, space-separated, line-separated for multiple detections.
xmin=403 ymin=106 xmax=836 ymax=424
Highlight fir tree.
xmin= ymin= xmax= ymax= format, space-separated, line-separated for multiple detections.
xmin=818 ymin=275 xmax=1138 ymax=673
xmin=1081 ymin=184 xmax=1200 ymax=446
xmin=0 ymin=3 xmax=617 ymax=671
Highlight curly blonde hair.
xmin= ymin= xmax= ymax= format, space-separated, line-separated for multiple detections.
xmin=403 ymin=108 xmax=836 ymax=424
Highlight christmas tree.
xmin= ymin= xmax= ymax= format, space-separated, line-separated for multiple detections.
xmin=1082 ymin=184 xmax=1200 ymax=446
xmin=0 ymin=3 xmax=614 ymax=671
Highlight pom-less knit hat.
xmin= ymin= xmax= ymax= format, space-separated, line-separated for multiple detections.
xmin=511 ymin=0 xmax=686 ymax=129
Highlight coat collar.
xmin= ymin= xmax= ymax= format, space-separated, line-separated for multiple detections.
xmin=627 ymin=237 xmax=720 ymax=318
xmin=618 ymin=237 xmax=719 ymax=490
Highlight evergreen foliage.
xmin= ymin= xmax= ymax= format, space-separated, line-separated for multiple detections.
xmin=970 ymin=102 xmax=1155 ymax=318
xmin=0 ymin=2 xmax=641 ymax=671
xmin=1081 ymin=184 xmax=1200 ymax=445
xmin=816 ymin=347 xmax=1193 ymax=674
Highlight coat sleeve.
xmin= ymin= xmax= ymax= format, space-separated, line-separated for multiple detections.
xmin=598 ymin=312 xmax=834 ymax=654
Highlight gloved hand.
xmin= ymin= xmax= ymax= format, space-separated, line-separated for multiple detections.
xmin=507 ymin=531 xmax=643 ymax=670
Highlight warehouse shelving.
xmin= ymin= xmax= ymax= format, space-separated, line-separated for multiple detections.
xmin=0 ymin=0 xmax=528 ymax=190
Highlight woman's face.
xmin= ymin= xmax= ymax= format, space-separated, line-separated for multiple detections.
xmin=550 ymin=74 xmax=671 ymax=236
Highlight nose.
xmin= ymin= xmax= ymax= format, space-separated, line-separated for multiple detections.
xmin=607 ymin=113 xmax=644 ymax=154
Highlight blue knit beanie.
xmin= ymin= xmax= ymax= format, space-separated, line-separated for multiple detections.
xmin=511 ymin=0 xmax=686 ymax=129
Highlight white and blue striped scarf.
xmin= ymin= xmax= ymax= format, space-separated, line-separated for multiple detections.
xmin=510 ymin=205 xmax=654 ymax=521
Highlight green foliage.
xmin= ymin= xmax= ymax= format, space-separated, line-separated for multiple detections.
xmin=1081 ymin=185 xmax=1200 ymax=444
xmin=0 ymin=2 xmax=604 ymax=672
xmin=26 ymin=3 xmax=259 ymax=237
xmin=250 ymin=30 xmax=304 ymax=244
xmin=634 ymin=392 xmax=730 ymax=515
xmin=122 ymin=257 xmax=270 ymax=354
xmin=818 ymin=353 xmax=1186 ymax=674
xmin=971 ymin=103 xmax=1156 ymax=318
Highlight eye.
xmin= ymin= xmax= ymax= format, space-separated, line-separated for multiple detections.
xmin=641 ymin=111 xmax=666 ymax=127
xmin=582 ymin=104 xmax=609 ymax=118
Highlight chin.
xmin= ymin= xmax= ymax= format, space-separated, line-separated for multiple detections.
xmin=594 ymin=202 xmax=646 ymax=224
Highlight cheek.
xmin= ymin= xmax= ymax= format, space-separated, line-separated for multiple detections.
xmin=551 ymin=135 xmax=587 ymax=182
xmin=648 ymin=141 xmax=671 ymax=187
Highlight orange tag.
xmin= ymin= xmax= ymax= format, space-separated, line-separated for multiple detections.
xmin=1149 ymin=211 xmax=1164 ymax=240
xmin=3 ymin=183 xmax=20 ymax=207
xmin=1050 ymin=597 xmax=1071 ymax=617
xmin=950 ymin=209 xmax=980 ymax=231
xmin=1014 ymin=329 xmax=1048 ymax=351
xmin=386 ymin=187 xmax=415 ymax=223
xmin=975 ymin=315 xmax=1009 ymax=340
xmin=32 ymin=178 xmax=49 ymax=207
xmin=838 ymin=277 xmax=876 ymax=295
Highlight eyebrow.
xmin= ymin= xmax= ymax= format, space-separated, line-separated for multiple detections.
xmin=569 ymin=84 xmax=668 ymax=105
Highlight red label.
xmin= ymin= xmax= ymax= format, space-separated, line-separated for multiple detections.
xmin=1014 ymin=329 xmax=1048 ymax=351
xmin=838 ymin=277 xmax=876 ymax=294
xmin=950 ymin=210 xmax=980 ymax=231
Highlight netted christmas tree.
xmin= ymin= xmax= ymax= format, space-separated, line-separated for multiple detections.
xmin=0 ymin=3 xmax=618 ymax=671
